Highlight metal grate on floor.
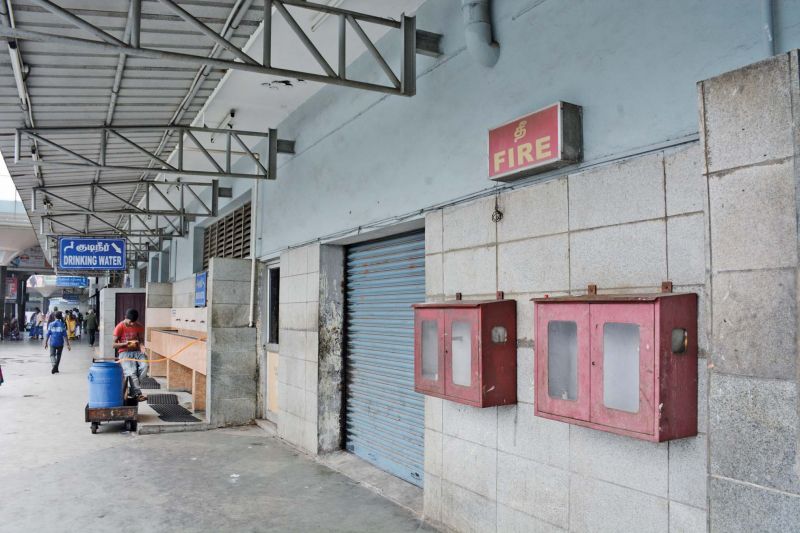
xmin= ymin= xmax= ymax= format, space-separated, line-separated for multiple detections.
xmin=146 ymin=394 xmax=179 ymax=405
xmin=150 ymin=403 xmax=201 ymax=423
xmin=140 ymin=377 xmax=161 ymax=390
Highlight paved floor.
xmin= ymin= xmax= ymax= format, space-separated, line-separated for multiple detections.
xmin=0 ymin=337 xmax=436 ymax=533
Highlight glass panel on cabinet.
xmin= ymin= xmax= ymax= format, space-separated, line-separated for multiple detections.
xmin=547 ymin=320 xmax=578 ymax=401
xmin=421 ymin=320 xmax=439 ymax=380
xmin=602 ymin=322 xmax=640 ymax=413
xmin=451 ymin=320 xmax=472 ymax=387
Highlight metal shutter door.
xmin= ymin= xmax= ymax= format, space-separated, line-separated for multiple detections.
xmin=345 ymin=231 xmax=425 ymax=487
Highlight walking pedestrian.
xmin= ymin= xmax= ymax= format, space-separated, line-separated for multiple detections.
xmin=35 ymin=308 xmax=45 ymax=339
xmin=44 ymin=311 xmax=70 ymax=374
xmin=85 ymin=309 xmax=98 ymax=347
xmin=65 ymin=311 xmax=77 ymax=341
xmin=113 ymin=308 xmax=147 ymax=402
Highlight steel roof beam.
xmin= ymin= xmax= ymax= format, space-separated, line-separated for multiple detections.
xmin=157 ymin=0 xmax=259 ymax=66
xmin=32 ymin=179 xmax=218 ymax=217
xmin=15 ymin=125 xmax=293 ymax=180
xmin=0 ymin=0 xmax=443 ymax=97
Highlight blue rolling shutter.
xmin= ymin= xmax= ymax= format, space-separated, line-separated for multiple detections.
xmin=345 ymin=231 xmax=425 ymax=487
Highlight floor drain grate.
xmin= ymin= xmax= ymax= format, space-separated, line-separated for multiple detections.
xmin=140 ymin=377 xmax=161 ymax=390
xmin=146 ymin=394 xmax=179 ymax=405
xmin=150 ymin=403 xmax=201 ymax=423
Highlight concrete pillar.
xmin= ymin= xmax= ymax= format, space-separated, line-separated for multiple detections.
xmin=17 ymin=275 xmax=28 ymax=324
xmin=0 ymin=266 xmax=6 ymax=337
xmin=317 ymin=245 xmax=345 ymax=453
xmin=699 ymin=51 xmax=800 ymax=529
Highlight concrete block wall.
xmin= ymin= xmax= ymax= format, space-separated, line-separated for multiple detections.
xmin=144 ymin=282 xmax=171 ymax=343
xmin=277 ymin=244 xmax=321 ymax=454
xmin=423 ymin=143 xmax=710 ymax=532
xmin=171 ymin=277 xmax=195 ymax=308
xmin=206 ymin=257 xmax=257 ymax=426
xmin=145 ymin=282 xmax=172 ymax=309
xmin=699 ymin=52 xmax=800 ymax=530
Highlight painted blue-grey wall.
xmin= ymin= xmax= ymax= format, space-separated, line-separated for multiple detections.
xmin=170 ymin=0 xmax=800 ymax=278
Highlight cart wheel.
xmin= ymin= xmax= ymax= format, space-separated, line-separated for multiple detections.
xmin=91 ymin=422 xmax=99 ymax=434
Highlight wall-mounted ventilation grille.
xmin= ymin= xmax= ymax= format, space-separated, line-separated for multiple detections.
xmin=202 ymin=202 xmax=251 ymax=270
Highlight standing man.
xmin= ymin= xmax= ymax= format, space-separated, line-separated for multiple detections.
xmin=44 ymin=311 xmax=70 ymax=374
xmin=113 ymin=308 xmax=147 ymax=402
xmin=85 ymin=309 xmax=98 ymax=347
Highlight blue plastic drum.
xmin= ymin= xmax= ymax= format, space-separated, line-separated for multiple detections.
xmin=87 ymin=361 xmax=124 ymax=408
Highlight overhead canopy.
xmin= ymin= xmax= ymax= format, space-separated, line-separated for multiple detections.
xmin=0 ymin=0 xmax=436 ymax=267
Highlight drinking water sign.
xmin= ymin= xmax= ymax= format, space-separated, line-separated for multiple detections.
xmin=58 ymin=237 xmax=126 ymax=271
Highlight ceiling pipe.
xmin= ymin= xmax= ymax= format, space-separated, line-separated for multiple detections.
xmin=461 ymin=0 xmax=499 ymax=67
xmin=761 ymin=0 xmax=775 ymax=57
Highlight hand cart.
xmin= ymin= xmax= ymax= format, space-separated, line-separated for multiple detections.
xmin=86 ymin=360 xmax=139 ymax=434
xmin=85 ymin=396 xmax=139 ymax=433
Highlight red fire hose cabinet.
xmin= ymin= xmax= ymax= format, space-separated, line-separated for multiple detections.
xmin=533 ymin=292 xmax=698 ymax=441
xmin=413 ymin=297 xmax=517 ymax=407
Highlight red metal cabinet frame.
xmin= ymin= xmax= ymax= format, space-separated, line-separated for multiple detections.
xmin=413 ymin=298 xmax=517 ymax=407
xmin=533 ymin=293 xmax=697 ymax=442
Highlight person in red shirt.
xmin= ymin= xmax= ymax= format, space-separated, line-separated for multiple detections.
xmin=113 ymin=308 xmax=147 ymax=401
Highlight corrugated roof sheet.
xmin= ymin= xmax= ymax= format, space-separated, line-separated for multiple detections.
xmin=0 ymin=0 xmax=266 ymax=258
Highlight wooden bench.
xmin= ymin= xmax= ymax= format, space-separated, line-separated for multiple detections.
xmin=147 ymin=328 xmax=207 ymax=412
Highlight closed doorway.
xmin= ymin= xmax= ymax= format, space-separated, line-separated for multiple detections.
xmin=344 ymin=231 xmax=425 ymax=487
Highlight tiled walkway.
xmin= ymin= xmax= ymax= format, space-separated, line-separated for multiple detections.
xmin=0 ymin=338 xmax=436 ymax=532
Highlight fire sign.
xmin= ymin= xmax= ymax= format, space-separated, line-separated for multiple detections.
xmin=488 ymin=102 xmax=583 ymax=182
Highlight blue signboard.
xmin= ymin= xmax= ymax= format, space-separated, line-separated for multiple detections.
xmin=61 ymin=293 xmax=81 ymax=303
xmin=55 ymin=276 xmax=89 ymax=288
xmin=58 ymin=237 xmax=126 ymax=271
xmin=195 ymin=271 xmax=207 ymax=307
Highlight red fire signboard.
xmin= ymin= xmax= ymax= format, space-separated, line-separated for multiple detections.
xmin=488 ymin=102 xmax=582 ymax=182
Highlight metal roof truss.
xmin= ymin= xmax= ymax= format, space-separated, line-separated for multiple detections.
xmin=16 ymin=125 xmax=294 ymax=180
xmin=0 ymin=0 xmax=442 ymax=97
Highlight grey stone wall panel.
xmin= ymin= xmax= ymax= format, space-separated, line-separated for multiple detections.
xmin=711 ymin=269 xmax=797 ymax=379
xmin=497 ymin=404 xmax=570 ymax=469
xmin=708 ymin=160 xmax=798 ymax=272
xmin=668 ymin=502 xmax=707 ymax=533
xmin=569 ymin=425 xmax=669 ymax=497
xmin=710 ymin=477 xmax=800 ymax=532
xmin=443 ymin=246 xmax=497 ymax=296
xmin=497 ymin=503 xmax=564 ymax=533
xmin=497 ymin=177 xmax=569 ymax=242
xmin=701 ymin=54 xmax=793 ymax=173
xmin=498 ymin=234 xmax=570 ymax=293
xmin=442 ymin=197 xmax=496 ymax=251
xmin=669 ymin=434 xmax=708 ymax=509
xmin=709 ymin=373 xmax=799 ymax=493
xmin=425 ymin=429 xmax=443 ymax=478
xmin=440 ymin=479 xmax=497 ymax=533
xmin=497 ymin=452 xmax=569 ymax=529
xmin=569 ymin=474 xmax=669 ymax=533
xmin=667 ymin=214 xmax=706 ymax=286
xmin=665 ymin=143 xmax=705 ymax=216
xmin=569 ymin=219 xmax=667 ymax=290
xmin=442 ymin=435 xmax=497 ymax=500
xmin=442 ymin=401 xmax=497 ymax=448
xmin=425 ymin=210 xmax=443 ymax=255
xmin=209 ymin=257 xmax=252 ymax=282
xmin=425 ymin=253 xmax=444 ymax=296
xmin=568 ymin=152 xmax=665 ymax=231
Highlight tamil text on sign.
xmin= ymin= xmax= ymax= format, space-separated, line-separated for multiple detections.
xmin=488 ymin=102 xmax=582 ymax=182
